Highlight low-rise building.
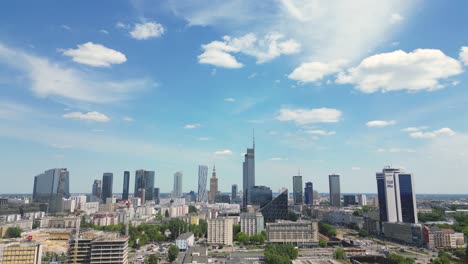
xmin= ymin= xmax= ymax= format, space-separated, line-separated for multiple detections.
xmin=266 ymin=220 xmax=319 ymax=247
xmin=382 ymin=222 xmax=422 ymax=245
xmin=80 ymin=202 xmax=99 ymax=214
xmin=207 ymin=218 xmax=234 ymax=245
xmin=182 ymin=246 xmax=208 ymax=264
xmin=68 ymin=234 xmax=128 ymax=264
xmin=240 ymin=212 xmax=264 ymax=236
xmin=176 ymin=232 xmax=194 ymax=252
xmin=48 ymin=217 xmax=78 ymax=229
xmin=90 ymin=213 xmax=118 ymax=226
xmin=423 ymin=226 xmax=465 ymax=249
xmin=0 ymin=241 xmax=42 ymax=264
xmin=0 ymin=220 xmax=33 ymax=237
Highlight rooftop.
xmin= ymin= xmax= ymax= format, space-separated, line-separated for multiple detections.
xmin=176 ymin=232 xmax=194 ymax=240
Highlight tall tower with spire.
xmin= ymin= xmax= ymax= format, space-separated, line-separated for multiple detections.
xmin=209 ymin=164 xmax=219 ymax=204
xmin=243 ymin=133 xmax=256 ymax=208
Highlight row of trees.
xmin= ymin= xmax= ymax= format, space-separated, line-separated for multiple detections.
xmin=3 ymin=227 xmax=22 ymax=238
xmin=418 ymin=207 xmax=446 ymax=223
xmin=235 ymin=231 xmax=267 ymax=245
xmin=264 ymin=244 xmax=298 ymax=264
xmin=318 ymin=222 xmax=337 ymax=237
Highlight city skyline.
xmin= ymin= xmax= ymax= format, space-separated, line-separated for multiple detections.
xmin=1 ymin=1 xmax=468 ymax=194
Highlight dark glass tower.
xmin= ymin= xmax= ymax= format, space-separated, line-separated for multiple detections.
xmin=329 ymin=174 xmax=341 ymax=207
xmin=135 ymin=170 xmax=155 ymax=201
xmin=343 ymin=195 xmax=356 ymax=206
xmin=154 ymin=188 xmax=160 ymax=204
xmin=231 ymin=184 xmax=238 ymax=199
xmin=243 ymin=138 xmax=255 ymax=208
xmin=398 ymin=173 xmax=417 ymax=223
xmin=122 ymin=171 xmax=130 ymax=200
xmin=249 ymin=186 xmax=273 ymax=207
xmin=260 ymin=189 xmax=288 ymax=223
xmin=32 ymin=168 xmax=70 ymax=213
xmin=101 ymin=173 xmax=113 ymax=203
xmin=304 ymin=182 xmax=313 ymax=205
xmin=92 ymin=179 xmax=102 ymax=201
xmin=293 ymin=175 xmax=303 ymax=205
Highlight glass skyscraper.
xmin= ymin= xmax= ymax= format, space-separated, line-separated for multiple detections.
xmin=260 ymin=189 xmax=288 ymax=223
xmin=173 ymin=171 xmax=183 ymax=198
xmin=242 ymin=140 xmax=255 ymax=207
xmin=101 ymin=173 xmax=113 ymax=203
xmin=232 ymin=184 xmax=238 ymax=200
xmin=92 ymin=179 xmax=102 ymax=201
xmin=32 ymin=168 xmax=70 ymax=213
xmin=329 ymin=174 xmax=341 ymax=207
xmin=122 ymin=171 xmax=130 ymax=200
xmin=343 ymin=195 xmax=356 ymax=206
xmin=197 ymin=165 xmax=208 ymax=202
xmin=249 ymin=186 xmax=273 ymax=207
xmin=135 ymin=170 xmax=155 ymax=201
xmin=293 ymin=175 xmax=303 ymax=205
xmin=304 ymin=182 xmax=313 ymax=205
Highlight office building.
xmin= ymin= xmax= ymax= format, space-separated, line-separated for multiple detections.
xmin=207 ymin=218 xmax=234 ymax=245
xmin=92 ymin=180 xmax=102 ymax=202
xmin=32 ymin=168 xmax=70 ymax=213
xmin=279 ymin=187 xmax=289 ymax=200
xmin=176 ymin=232 xmax=194 ymax=252
xmin=249 ymin=186 xmax=272 ymax=207
xmin=343 ymin=195 xmax=356 ymax=206
xmin=68 ymin=235 xmax=129 ymax=264
xmin=293 ymin=175 xmax=303 ymax=205
xmin=376 ymin=167 xmax=418 ymax=224
xmin=240 ymin=212 xmax=264 ymax=236
xmin=101 ymin=173 xmax=113 ymax=203
xmin=242 ymin=139 xmax=255 ymax=207
xmin=231 ymin=184 xmax=238 ymax=200
xmin=423 ymin=226 xmax=465 ymax=249
xmin=208 ymin=165 xmax=218 ymax=204
xmin=260 ymin=189 xmax=288 ymax=223
xmin=329 ymin=174 xmax=341 ymax=207
xmin=134 ymin=170 xmax=155 ymax=201
xmin=382 ymin=222 xmax=422 ymax=245
xmin=197 ymin=165 xmax=208 ymax=202
xmin=154 ymin=188 xmax=160 ymax=204
xmin=266 ymin=220 xmax=319 ymax=247
xmin=173 ymin=171 xmax=183 ymax=198
xmin=304 ymin=182 xmax=313 ymax=205
xmin=0 ymin=241 xmax=42 ymax=264
xmin=357 ymin=194 xmax=367 ymax=206
xmin=214 ymin=194 xmax=231 ymax=204
xmin=122 ymin=171 xmax=130 ymax=200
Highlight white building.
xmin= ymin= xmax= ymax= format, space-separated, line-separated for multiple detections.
xmin=71 ymin=195 xmax=87 ymax=210
xmin=357 ymin=194 xmax=367 ymax=206
xmin=175 ymin=232 xmax=194 ymax=252
xmin=63 ymin=199 xmax=76 ymax=213
xmin=80 ymin=202 xmax=99 ymax=214
xmin=240 ymin=212 xmax=264 ymax=236
xmin=207 ymin=218 xmax=234 ymax=245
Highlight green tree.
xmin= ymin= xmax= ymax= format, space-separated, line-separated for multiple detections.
xmin=5 ymin=227 xmax=22 ymax=238
xmin=319 ymin=222 xmax=337 ymax=237
xmin=319 ymin=238 xmax=327 ymax=247
xmin=199 ymin=219 xmax=208 ymax=237
xmin=250 ymin=233 xmax=265 ymax=244
xmin=358 ymin=230 xmax=368 ymax=237
xmin=333 ymin=247 xmax=346 ymax=260
xmin=188 ymin=205 xmax=198 ymax=214
xmin=235 ymin=232 xmax=250 ymax=244
xmin=233 ymin=224 xmax=241 ymax=238
xmin=387 ymin=253 xmax=415 ymax=264
xmin=288 ymin=211 xmax=298 ymax=222
xmin=146 ymin=254 xmax=159 ymax=264
xmin=264 ymin=244 xmax=298 ymax=264
xmin=168 ymin=245 xmax=179 ymax=262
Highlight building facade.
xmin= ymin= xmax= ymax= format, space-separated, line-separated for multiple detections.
xmin=357 ymin=194 xmax=367 ymax=206
xmin=240 ymin=212 xmax=264 ymax=236
xmin=266 ymin=220 xmax=319 ymax=247
xmin=0 ymin=242 xmax=42 ymax=264
xmin=134 ymin=170 xmax=155 ymax=201
xmin=173 ymin=171 xmax=183 ymax=198
xmin=32 ymin=168 xmax=70 ymax=213
xmin=260 ymin=189 xmax=288 ymax=223
xmin=293 ymin=175 xmax=303 ymax=205
xmin=242 ymin=141 xmax=255 ymax=208
xmin=197 ymin=165 xmax=208 ymax=202
xmin=176 ymin=232 xmax=195 ymax=252
xmin=101 ymin=173 xmax=113 ymax=203
xmin=122 ymin=171 xmax=130 ymax=201
xmin=328 ymin=174 xmax=341 ymax=207
xmin=207 ymin=218 xmax=234 ymax=245
xmin=91 ymin=180 xmax=102 ymax=202
xmin=68 ymin=235 xmax=128 ymax=264
xmin=304 ymin=182 xmax=313 ymax=205
xmin=208 ymin=166 xmax=218 ymax=204
xmin=231 ymin=184 xmax=238 ymax=200
xmin=343 ymin=195 xmax=356 ymax=206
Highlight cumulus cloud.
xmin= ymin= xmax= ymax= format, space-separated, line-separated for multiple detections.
xmin=401 ymin=126 xmax=426 ymax=132
xmin=130 ymin=22 xmax=165 ymax=40
xmin=62 ymin=42 xmax=127 ymax=67
xmin=214 ymin=149 xmax=233 ymax=155
xmin=336 ymin=49 xmax=463 ymax=93
xmin=184 ymin=123 xmax=201 ymax=129
xmin=304 ymin=130 xmax=336 ymax=136
xmin=270 ymin=157 xmax=288 ymax=161
xmin=366 ymin=120 xmax=396 ymax=127
xmin=0 ymin=43 xmax=151 ymax=103
xmin=276 ymin=107 xmax=342 ymax=125
xmin=198 ymin=32 xmax=300 ymax=68
xmin=390 ymin=13 xmax=404 ymax=24
xmin=224 ymin=97 xmax=236 ymax=102
xmin=410 ymin=128 xmax=455 ymax=139
xmin=63 ymin=111 xmax=110 ymax=122
xmin=288 ymin=60 xmax=347 ymax=83
xmin=460 ymin=46 xmax=468 ymax=66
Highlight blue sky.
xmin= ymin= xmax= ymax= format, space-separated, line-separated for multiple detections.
xmin=1 ymin=0 xmax=468 ymax=195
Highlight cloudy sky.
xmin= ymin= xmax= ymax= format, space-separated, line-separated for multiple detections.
xmin=1 ymin=0 xmax=468 ymax=195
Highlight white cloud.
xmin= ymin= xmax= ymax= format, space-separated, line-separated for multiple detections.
xmin=410 ymin=128 xmax=455 ymax=139
xmin=184 ymin=123 xmax=201 ymax=129
xmin=224 ymin=97 xmax=236 ymax=102
xmin=460 ymin=46 xmax=468 ymax=66
xmin=100 ymin=29 xmax=109 ymax=34
xmin=366 ymin=120 xmax=396 ymax=127
xmin=0 ymin=43 xmax=151 ymax=103
xmin=198 ymin=32 xmax=300 ymax=68
xmin=288 ymin=60 xmax=346 ymax=83
xmin=351 ymin=166 xmax=361 ymax=171
xmin=61 ymin=25 xmax=72 ymax=31
xmin=337 ymin=49 xmax=463 ymax=93
xmin=63 ymin=111 xmax=110 ymax=122
xmin=116 ymin=22 xmax=129 ymax=29
xmin=270 ymin=157 xmax=288 ymax=161
xmin=377 ymin=148 xmax=416 ymax=153
xmin=122 ymin=116 xmax=134 ymax=122
xmin=197 ymin=137 xmax=210 ymax=141
xmin=214 ymin=149 xmax=233 ymax=155
xmin=276 ymin=107 xmax=342 ymax=125
xmin=62 ymin=42 xmax=127 ymax=67
xmin=390 ymin=13 xmax=404 ymax=24
xmin=401 ymin=126 xmax=426 ymax=132
xmin=304 ymin=130 xmax=336 ymax=136
xmin=130 ymin=22 xmax=164 ymax=40
xmin=0 ymin=101 xmax=32 ymax=120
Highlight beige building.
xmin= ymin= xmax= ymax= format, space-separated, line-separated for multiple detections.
xmin=240 ymin=212 xmax=264 ymax=236
xmin=266 ymin=220 xmax=319 ymax=247
xmin=0 ymin=241 xmax=42 ymax=264
xmin=207 ymin=218 xmax=233 ymax=245
xmin=0 ymin=220 xmax=33 ymax=237
xmin=68 ymin=234 xmax=128 ymax=264
xmin=425 ymin=226 xmax=465 ymax=249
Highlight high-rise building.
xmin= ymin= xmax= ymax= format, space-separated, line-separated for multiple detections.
xmin=240 ymin=212 xmax=264 ymax=236
xmin=343 ymin=195 xmax=356 ymax=206
xmin=209 ymin=165 xmax=218 ymax=204
xmin=92 ymin=180 xmax=102 ymax=202
xmin=207 ymin=218 xmax=234 ymax=245
xmin=197 ymin=165 xmax=208 ymax=202
xmin=376 ymin=167 xmax=418 ymax=224
xmin=122 ymin=171 xmax=130 ymax=201
xmin=260 ymin=189 xmax=288 ymax=223
xmin=134 ymin=170 xmax=155 ymax=201
xmin=101 ymin=173 xmax=113 ymax=204
xmin=242 ymin=139 xmax=255 ymax=207
xmin=154 ymin=188 xmax=160 ymax=204
xmin=231 ymin=184 xmax=238 ymax=200
xmin=249 ymin=186 xmax=272 ymax=207
xmin=32 ymin=168 xmax=70 ymax=213
xmin=293 ymin=175 xmax=303 ymax=205
xmin=329 ymin=174 xmax=341 ymax=207
xmin=173 ymin=171 xmax=183 ymax=198
xmin=304 ymin=182 xmax=313 ymax=205
xmin=357 ymin=194 xmax=367 ymax=206
xmin=68 ymin=235 xmax=129 ymax=264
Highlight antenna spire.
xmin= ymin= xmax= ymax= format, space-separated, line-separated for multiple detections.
xmin=253 ymin=128 xmax=255 ymax=149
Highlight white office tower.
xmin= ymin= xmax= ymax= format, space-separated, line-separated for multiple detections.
xmin=357 ymin=194 xmax=367 ymax=206
xmin=197 ymin=165 xmax=208 ymax=202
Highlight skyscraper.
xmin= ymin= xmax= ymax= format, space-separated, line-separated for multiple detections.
xmin=122 ymin=171 xmax=130 ymax=200
xmin=357 ymin=194 xmax=367 ymax=206
xmin=343 ymin=195 xmax=356 ymax=206
xmin=173 ymin=171 xmax=183 ymax=198
xmin=134 ymin=170 xmax=155 ymax=201
xmin=329 ymin=174 xmax=341 ymax=207
xmin=154 ymin=188 xmax=160 ymax=204
xmin=101 ymin=173 xmax=113 ymax=203
xmin=260 ymin=189 xmax=288 ymax=223
xmin=32 ymin=168 xmax=70 ymax=213
xmin=243 ymin=138 xmax=255 ymax=207
xmin=197 ymin=165 xmax=208 ymax=202
xmin=209 ymin=165 xmax=218 ymax=204
xmin=92 ymin=179 xmax=102 ymax=201
xmin=293 ymin=175 xmax=303 ymax=205
xmin=376 ymin=167 xmax=418 ymax=224
xmin=304 ymin=182 xmax=313 ymax=205
xmin=231 ymin=184 xmax=238 ymax=200
xmin=249 ymin=186 xmax=273 ymax=207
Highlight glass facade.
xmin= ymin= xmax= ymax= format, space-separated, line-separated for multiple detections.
xmin=173 ymin=171 xmax=183 ymax=198
xmin=92 ymin=180 xmax=102 ymax=201
xmin=343 ymin=195 xmax=356 ymax=206
xmin=197 ymin=165 xmax=208 ymax=202
xmin=101 ymin=173 xmax=113 ymax=203
xmin=154 ymin=188 xmax=160 ymax=204
xmin=260 ymin=189 xmax=288 ymax=223
xmin=304 ymin=182 xmax=313 ymax=205
xmin=135 ymin=170 xmax=155 ymax=201
xmin=232 ymin=184 xmax=238 ymax=199
xmin=122 ymin=171 xmax=130 ymax=200
xmin=329 ymin=174 xmax=341 ymax=207
xmin=399 ymin=174 xmax=416 ymax=223
xmin=243 ymin=144 xmax=255 ymax=207
xmin=293 ymin=176 xmax=303 ymax=205
xmin=32 ymin=168 xmax=70 ymax=213
xmin=376 ymin=175 xmax=388 ymax=222
xmin=250 ymin=186 xmax=273 ymax=207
